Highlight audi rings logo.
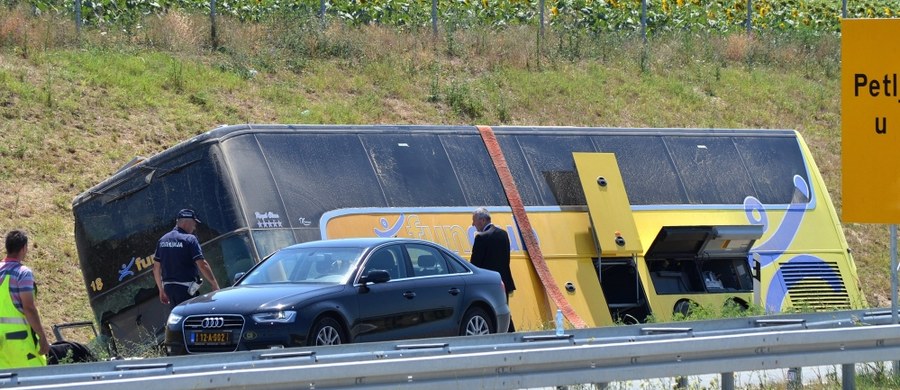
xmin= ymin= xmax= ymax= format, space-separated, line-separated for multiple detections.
xmin=201 ymin=317 xmax=225 ymax=329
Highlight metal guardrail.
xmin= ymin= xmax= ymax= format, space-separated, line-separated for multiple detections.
xmin=1 ymin=309 xmax=896 ymax=389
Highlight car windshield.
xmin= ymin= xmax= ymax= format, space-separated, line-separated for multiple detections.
xmin=240 ymin=246 xmax=365 ymax=285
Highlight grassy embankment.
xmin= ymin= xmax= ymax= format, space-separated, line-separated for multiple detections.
xmin=0 ymin=7 xmax=891 ymax=346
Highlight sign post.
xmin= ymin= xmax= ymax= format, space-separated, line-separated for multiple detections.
xmin=841 ymin=18 xmax=900 ymax=376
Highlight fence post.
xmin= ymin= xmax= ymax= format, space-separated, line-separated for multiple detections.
xmin=539 ymin=0 xmax=545 ymax=38
xmin=640 ymin=0 xmax=647 ymax=43
xmin=209 ymin=0 xmax=218 ymax=50
xmin=320 ymin=0 xmax=326 ymax=29
xmin=431 ymin=0 xmax=437 ymax=36
xmin=745 ymin=0 xmax=751 ymax=35
xmin=74 ymin=0 xmax=82 ymax=35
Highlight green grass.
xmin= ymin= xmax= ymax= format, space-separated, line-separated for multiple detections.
xmin=0 ymin=8 xmax=890 ymax=365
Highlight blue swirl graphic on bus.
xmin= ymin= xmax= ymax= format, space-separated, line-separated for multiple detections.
xmin=374 ymin=214 xmax=405 ymax=237
xmin=745 ymin=175 xmax=842 ymax=312
xmin=744 ymin=175 xmax=811 ymax=263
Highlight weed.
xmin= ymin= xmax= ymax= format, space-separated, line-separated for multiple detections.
xmin=444 ymin=79 xmax=484 ymax=120
xmin=427 ymin=75 xmax=440 ymax=103
xmin=165 ymin=60 xmax=185 ymax=93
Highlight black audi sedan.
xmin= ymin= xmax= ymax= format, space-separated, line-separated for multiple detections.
xmin=164 ymin=237 xmax=511 ymax=354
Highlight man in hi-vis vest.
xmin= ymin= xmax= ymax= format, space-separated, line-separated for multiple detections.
xmin=0 ymin=230 xmax=49 ymax=368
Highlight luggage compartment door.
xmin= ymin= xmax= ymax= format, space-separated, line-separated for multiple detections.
xmin=573 ymin=152 xmax=642 ymax=257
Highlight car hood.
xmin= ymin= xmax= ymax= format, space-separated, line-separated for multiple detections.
xmin=174 ymin=284 xmax=346 ymax=314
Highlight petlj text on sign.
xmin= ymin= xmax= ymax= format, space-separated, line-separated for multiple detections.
xmin=841 ymin=19 xmax=900 ymax=224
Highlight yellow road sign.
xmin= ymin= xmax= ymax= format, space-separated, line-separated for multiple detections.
xmin=842 ymin=19 xmax=900 ymax=223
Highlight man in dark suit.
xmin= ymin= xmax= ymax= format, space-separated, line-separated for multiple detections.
xmin=470 ymin=207 xmax=516 ymax=331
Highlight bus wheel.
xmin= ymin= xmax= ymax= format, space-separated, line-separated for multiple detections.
xmin=673 ymin=299 xmax=695 ymax=317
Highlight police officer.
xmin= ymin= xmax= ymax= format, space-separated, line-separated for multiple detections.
xmin=0 ymin=230 xmax=50 ymax=369
xmin=153 ymin=209 xmax=220 ymax=308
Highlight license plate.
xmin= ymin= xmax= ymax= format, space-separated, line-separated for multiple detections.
xmin=190 ymin=331 xmax=232 ymax=345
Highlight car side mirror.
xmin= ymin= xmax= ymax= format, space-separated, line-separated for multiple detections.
xmin=233 ymin=272 xmax=245 ymax=285
xmin=363 ymin=269 xmax=391 ymax=284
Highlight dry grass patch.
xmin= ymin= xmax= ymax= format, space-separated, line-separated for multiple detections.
xmin=724 ymin=33 xmax=752 ymax=62
xmin=140 ymin=11 xmax=208 ymax=53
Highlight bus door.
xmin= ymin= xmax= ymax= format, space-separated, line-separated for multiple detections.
xmin=573 ymin=153 xmax=651 ymax=323
xmin=644 ymin=225 xmax=762 ymax=317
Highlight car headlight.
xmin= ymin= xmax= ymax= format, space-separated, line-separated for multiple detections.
xmin=252 ymin=311 xmax=297 ymax=323
xmin=167 ymin=313 xmax=183 ymax=325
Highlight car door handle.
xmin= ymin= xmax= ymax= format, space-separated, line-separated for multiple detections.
xmin=403 ymin=291 xmax=416 ymax=299
xmin=448 ymin=288 xmax=460 ymax=296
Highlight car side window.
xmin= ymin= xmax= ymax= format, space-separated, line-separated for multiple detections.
xmin=362 ymin=245 xmax=408 ymax=280
xmin=442 ymin=252 xmax=471 ymax=274
xmin=407 ymin=244 xmax=449 ymax=277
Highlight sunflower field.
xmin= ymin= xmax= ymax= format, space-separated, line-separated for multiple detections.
xmin=8 ymin=0 xmax=900 ymax=34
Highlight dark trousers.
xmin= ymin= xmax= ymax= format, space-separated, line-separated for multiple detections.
xmin=164 ymin=284 xmax=193 ymax=309
xmin=506 ymin=292 xmax=515 ymax=333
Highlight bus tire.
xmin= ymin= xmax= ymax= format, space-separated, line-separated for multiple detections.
xmin=673 ymin=299 xmax=695 ymax=317
xmin=725 ymin=297 xmax=749 ymax=309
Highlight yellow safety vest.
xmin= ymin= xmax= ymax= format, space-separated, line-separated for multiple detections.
xmin=0 ymin=274 xmax=46 ymax=369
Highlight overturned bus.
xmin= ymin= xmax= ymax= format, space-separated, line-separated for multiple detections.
xmin=72 ymin=124 xmax=866 ymax=346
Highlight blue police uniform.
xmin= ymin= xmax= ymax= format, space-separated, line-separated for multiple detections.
xmin=154 ymin=227 xmax=204 ymax=308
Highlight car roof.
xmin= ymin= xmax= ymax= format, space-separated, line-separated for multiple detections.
xmin=281 ymin=237 xmax=435 ymax=251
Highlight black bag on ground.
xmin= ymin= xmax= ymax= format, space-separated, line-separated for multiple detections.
xmin=47 ymin=341 xmax=97 ymax=364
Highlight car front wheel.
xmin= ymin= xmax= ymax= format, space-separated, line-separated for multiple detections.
xmin=460 ymin=307 xmax=494 ymax=336
xmin=309 ymin=317 xmax=345 ymax=346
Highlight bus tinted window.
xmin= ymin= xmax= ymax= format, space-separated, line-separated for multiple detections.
xmin=495 ymin=135 xmax=542 ymax=206
xmin=440 ymin=134 xmax=507 ymax=207
xmin=514 ymin=135 xmax=595 ymax=206
xmin=255 ymin=133 xmax=386 ymax=224
xmin=360 ymin=134 xmax=466 ymax=207
xmin=220 ymin=135 xmax=289 ymax=228
xmin=592 ymin=135 xmax=687 ymax=205
xmin=733 ymin=137 xmax=810 ymax=204
xmin=665 ymin=137 xmax=757 ymax=205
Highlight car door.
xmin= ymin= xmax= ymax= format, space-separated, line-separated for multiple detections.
xmin=404 ymin=243 xmax=466 ymax=338
xmin=353 ymin=245 xmax=433 ymax=342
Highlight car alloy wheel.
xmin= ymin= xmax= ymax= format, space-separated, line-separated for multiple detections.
xmin=310 ymin=317 xmax=344 ymax=346
xmin=460 ymin=307 xmax=493 ymax=336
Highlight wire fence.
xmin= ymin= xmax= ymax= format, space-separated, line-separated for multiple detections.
xmin=6 ymin=0 xmax=900 ymax=47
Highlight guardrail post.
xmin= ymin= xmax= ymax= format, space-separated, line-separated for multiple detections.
xmin=787 ymin=367 xmax=802 ymax=389
xmin=841 ymin=363 xmax=855 ymax=390
xmin=721 ymin=372 xmax=734 ymax=390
